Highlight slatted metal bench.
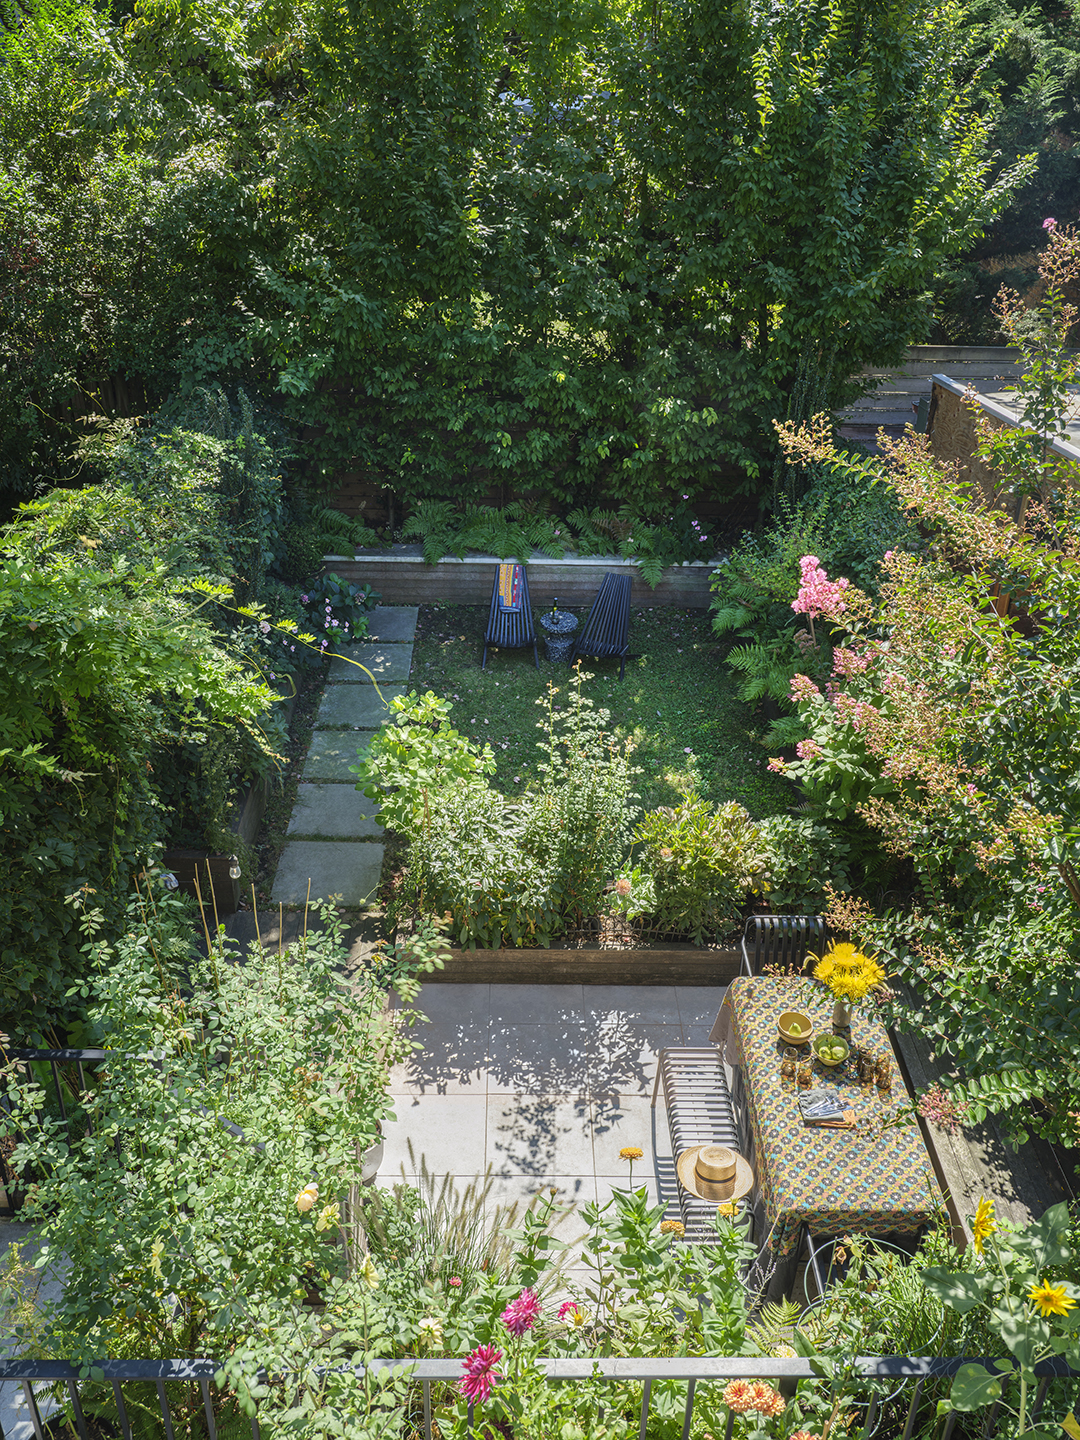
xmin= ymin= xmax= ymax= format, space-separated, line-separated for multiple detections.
xmin=651 ymin=1046 xmax=746 ymax=1242
xmin=741 ymin=914 xmax=828 ymax=977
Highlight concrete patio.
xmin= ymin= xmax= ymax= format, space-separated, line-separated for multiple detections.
xmin=384 ymin=981 xmax=730 ymax=1284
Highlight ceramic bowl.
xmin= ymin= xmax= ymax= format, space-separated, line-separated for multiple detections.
xmin=778 ymin=1010 xmax=812 ymax=1044
xmin=812 ymin=1033 xmax=851 ymax=1067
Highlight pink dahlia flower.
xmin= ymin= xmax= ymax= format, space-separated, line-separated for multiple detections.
xmin=459 ymin=1344 xmax=503 ymax=1405
xmin=501 ymin=1286 xmax=542 ymax=1337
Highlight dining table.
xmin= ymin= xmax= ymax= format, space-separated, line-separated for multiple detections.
xmin=709 ymin=974 xmax=942 ymax=1274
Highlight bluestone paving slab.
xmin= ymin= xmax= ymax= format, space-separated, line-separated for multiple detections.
xmin=366 ymin=606 xmax=419 ymax=643
xmin=582 ymin=985 xmax=681 ymax=1025
xmin=302 ymin=730 xmax=374 ymax=781
xmin=490 ymin=985 xmax=586 ymax=1025
xmin=487 ymin=1095 xmax=594 ymax=1177
xmin=675 ymin=985 xmax=730 ymax=1029
xmin=592 ymin=1092 xmax=671 ymax=1172
xmin=316 ymin=684 xmax=404 ymax=728
xmin=328 ymin=643 xmax=413 ymax=684
xmin=389 ymin=1021 xmax=488 ymax=1096
xmin=270 ymin=840 xmax=384 ymax=905
xmin=381 ymin=1095 xmax=488 ymax=1176
xmin=286 ymin=783 xmax=382 ymax=838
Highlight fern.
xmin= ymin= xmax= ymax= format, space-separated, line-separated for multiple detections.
xmin=401 ymin=499 xmax=459 ymax=565
xmin=746 ymin=1299 xmax=804 ymax=1355
xmin=310 ymin=504 xmax=381 ymax=552
xmin=637 ymin=551 xmax=664 ymax=589
xmin=711 ymin=604 xmax=756 ymax=637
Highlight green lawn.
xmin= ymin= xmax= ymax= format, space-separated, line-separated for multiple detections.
xmin=409 ymin=603 xmax=794 ymax=818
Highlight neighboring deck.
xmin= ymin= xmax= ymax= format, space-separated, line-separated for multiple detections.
xmin=836 ymin=345 xmax=1027 ymax=448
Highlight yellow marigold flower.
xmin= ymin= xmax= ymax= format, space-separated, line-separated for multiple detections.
xmin=1029 ymin=1279 xmax=1077 ymax=1318
xmin=620 ymin=1146 xmax=644 ymax=1160
xmin=659 ymin=1219 xmax=685 ymax=1236
xmin=972 ymin=1197 xmax=995 ymax=1255
xmin=718 ymin=1203 xmax=735 ymax=1217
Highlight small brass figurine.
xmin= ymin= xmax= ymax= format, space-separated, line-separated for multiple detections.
xmin=875 ymin=1054 xmax=893 ymax=1091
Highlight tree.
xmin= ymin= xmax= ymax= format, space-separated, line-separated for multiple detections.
xmin=769 ymin=234 xmax=1080 ymax=1142
xmin=1 ymin=0 xmax=1022 ymax=511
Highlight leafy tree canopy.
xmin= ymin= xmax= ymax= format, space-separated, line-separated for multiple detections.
xmin=1 ymin=0 xmax=1019 ymax=510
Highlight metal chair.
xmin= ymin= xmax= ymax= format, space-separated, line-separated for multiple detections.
xmin=651 ymin=1047 xmax=750 ymax=1242
xmin=740 ymin=914 xmax=828 ymax=978
xmin=569 ymin=571 xmax=631 ymax=679
xmin=482 ymin=563 xmax=538 ymax=670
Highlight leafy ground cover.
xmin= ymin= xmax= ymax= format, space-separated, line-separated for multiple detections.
xmin=409 ymin=604 xmax=793 ymax=819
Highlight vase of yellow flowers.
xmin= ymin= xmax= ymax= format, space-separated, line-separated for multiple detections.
xmin=809 ymin=942 xmax=887 ymax=1029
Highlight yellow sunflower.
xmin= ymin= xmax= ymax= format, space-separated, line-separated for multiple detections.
xmin=971 ymin=1197 xmax=995 ymax=1255
xmin=1029 ymin=1279 xmax=1077 ymax=1318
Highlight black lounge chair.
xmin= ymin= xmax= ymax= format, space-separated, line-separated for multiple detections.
xmin=569 ymin=571 xmax=632 ymax=679
xmin=482 ymin=562 xmax=539 ymax=670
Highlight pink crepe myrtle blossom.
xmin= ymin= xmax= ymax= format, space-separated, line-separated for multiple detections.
xmin=795 ymin=738 xmax=823 ymax=761
xmin=790 ymin=673 xmax=822 ymax=703
xmin=459 ymin=1344 xmax=503 ymax=1405
xmin=1044 ymin=217 xmax=1057 ymax=230
xmin=767 ymin=757 xmax=788 ymax=774
xmin=832 ymin=647 xmax=869 ymax=678
xmin=832 ymin=692 xmax=880 ymax=733
xmin=501 ymin=1287 xmax=542 ymax=1337
xmin=918 ymin=1084 xmax=970 ymax=1135
xmin=792 ymin=555 xmax=850 ymax=641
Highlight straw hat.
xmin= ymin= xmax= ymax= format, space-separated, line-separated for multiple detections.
xmin=675 ymin=1145 xmax=755 ymax=1204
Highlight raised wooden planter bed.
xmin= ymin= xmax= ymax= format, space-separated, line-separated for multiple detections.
xmin=324 ymin=548 xmax=720 ymax=609
xmin=431 ymin=944 xmax=741 ymax=985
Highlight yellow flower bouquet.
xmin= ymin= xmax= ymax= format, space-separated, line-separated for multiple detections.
xmin=809 ymin=942 xmax=887 ymax=1023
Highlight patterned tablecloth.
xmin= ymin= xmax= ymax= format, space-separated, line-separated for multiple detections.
xmin=710 ymin=975 xmax=941 ymax=1258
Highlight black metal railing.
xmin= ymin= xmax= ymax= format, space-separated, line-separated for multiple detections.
xmin=2 ymin=1355 xmax=1077 ymax=1440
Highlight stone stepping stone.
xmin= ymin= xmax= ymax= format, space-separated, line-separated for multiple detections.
xmin=271 ymin=841 xmax=384 ymax=906
xmin=366 ymin=606 xmax=419 ymax=643
xmin=316 ymin=684 xmax=405 ymax=729
xmin=286 ymin=784 xmax=382 ymax=838
xmin=328 ymin=643 xmax=413 ymax=684
xmin=303 ymin=730 xmax=380 ymax=782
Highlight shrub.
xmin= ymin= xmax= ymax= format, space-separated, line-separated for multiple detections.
xmin=633 ymin=792 xmax=769 ymax=943
xmin=759 ymin=815 xmax=853 ymax=913
xmin=0 ymin=390 xmax=304 ymax=1034
xmin=353 ymin=674 xmax=640 ymax=947
xmin=2 ymin=893 xmax=442 ymax=1365
xmin=710 ymin=461 xmax=920 ymax=735
xmin=0 ymin=555 xmax=275 ymax=1035
xmin=298 ymin=572 xmax=380 ymax=654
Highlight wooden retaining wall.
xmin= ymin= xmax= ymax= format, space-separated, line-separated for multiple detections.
xmin=324 ymin=551 xmax=718 ymax=608
xmin=429 ymin=945 xmax=742 ymax=985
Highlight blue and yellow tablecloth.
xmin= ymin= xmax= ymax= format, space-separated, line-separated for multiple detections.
xmin=711 ymin=975 xmax=941 ymax=1258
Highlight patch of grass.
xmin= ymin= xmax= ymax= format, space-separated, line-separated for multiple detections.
xmin=409 ymin=603 xmax=793 ymax=818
